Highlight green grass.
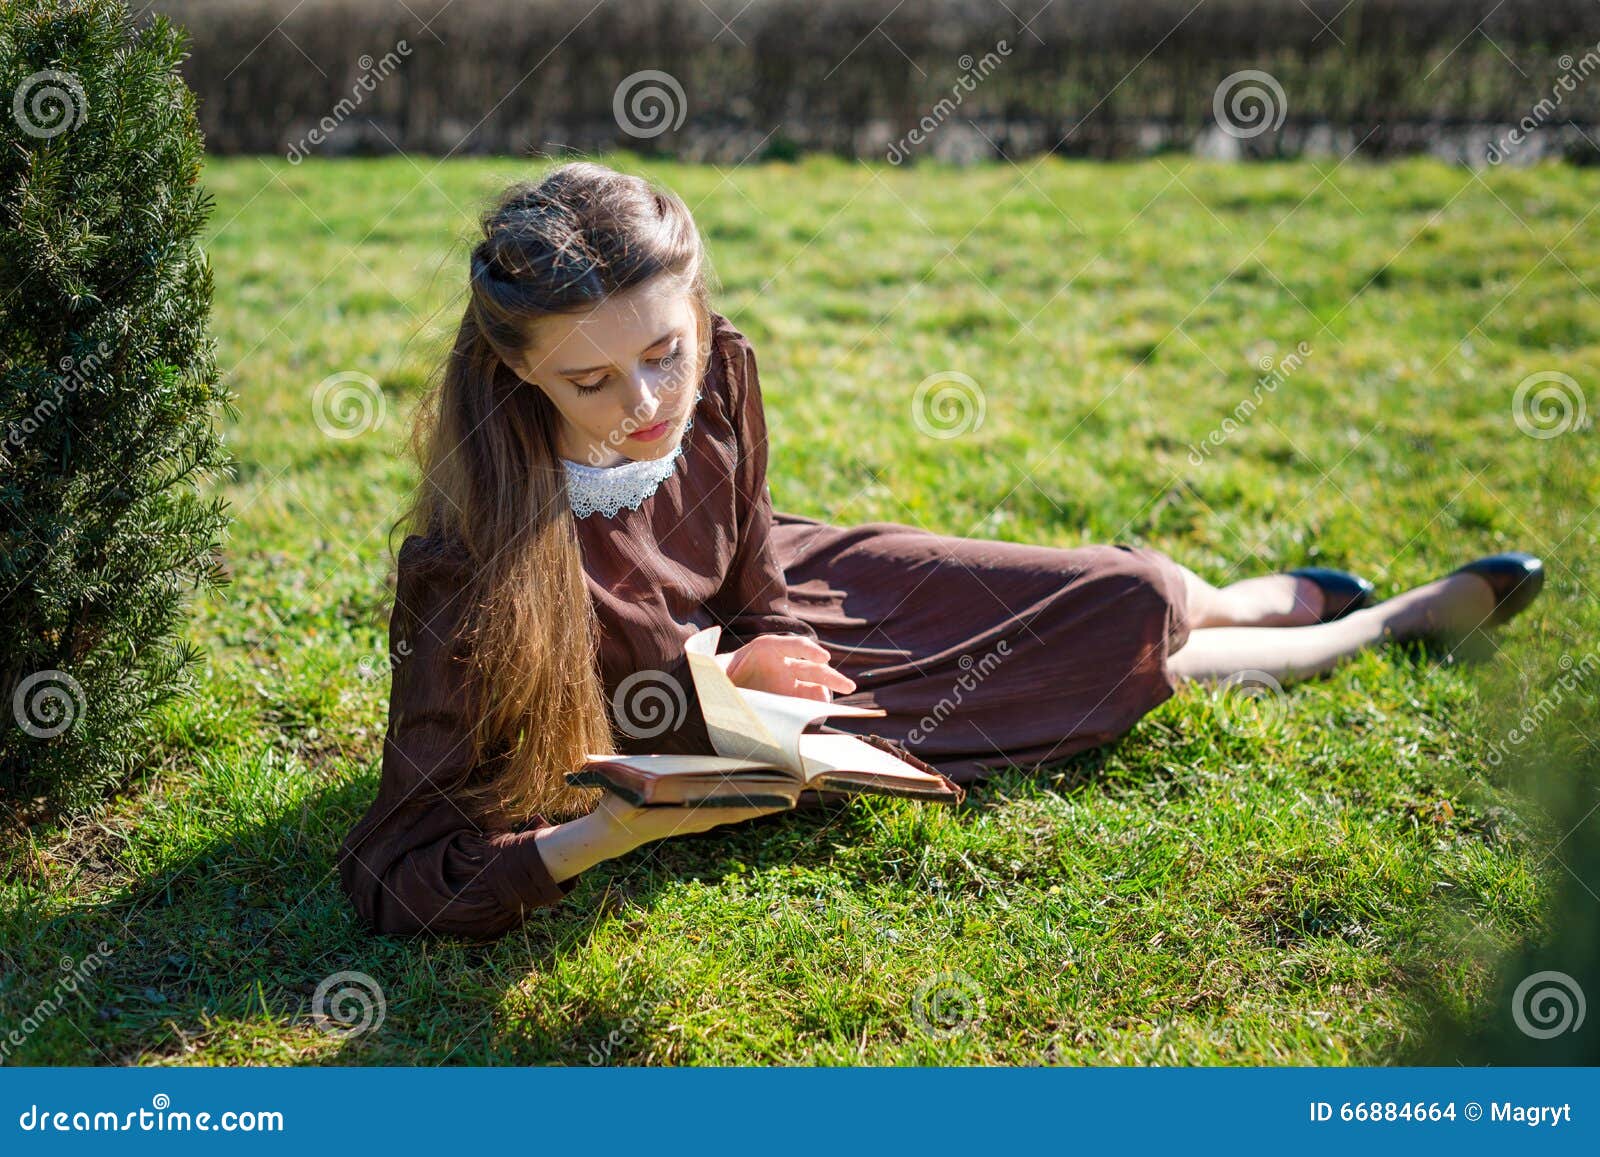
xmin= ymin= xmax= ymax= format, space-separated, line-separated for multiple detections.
xmin=2 ymin=153 xmax=1596 ymax=1065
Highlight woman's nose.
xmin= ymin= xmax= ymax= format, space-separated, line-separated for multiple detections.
xmin=625 ymin=382 xmax=660 ymax=423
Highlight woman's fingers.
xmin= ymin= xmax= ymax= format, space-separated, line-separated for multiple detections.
xmin=784 ymin=656 xmax=856 ymax=694
xmin=789 ymin=680 xmax=831 ymax=702
xmin=724 ymin=634 xmax=857 ymax=700
xmin=795 ymin=637 xmax=834 ymax=662
xmin=761 ymin=633 xmax=833 ymax=662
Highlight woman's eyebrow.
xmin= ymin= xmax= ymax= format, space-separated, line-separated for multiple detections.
xmin=558 ymin=330 xmax=677 ymax=376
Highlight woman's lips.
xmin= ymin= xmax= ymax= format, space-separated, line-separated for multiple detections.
xmin=627 ymin=418 xmax=672 ymax=442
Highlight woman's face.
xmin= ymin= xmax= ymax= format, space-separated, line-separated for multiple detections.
xmin=510 ymin=277 xmax=701 ymax=467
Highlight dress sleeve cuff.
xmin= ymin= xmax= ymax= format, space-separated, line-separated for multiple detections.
xmin=484 ymin=823 xmax=579 ymax=918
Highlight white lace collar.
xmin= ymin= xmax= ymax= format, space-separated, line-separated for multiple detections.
xmin=562 ymin=390 xmax=702 ymax=519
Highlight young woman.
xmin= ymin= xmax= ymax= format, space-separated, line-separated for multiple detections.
xmin=339 ymin=161 xmax=1545 ymax=939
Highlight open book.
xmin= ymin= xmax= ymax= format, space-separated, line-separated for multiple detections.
xmin=566 ymin=625 xmax=965 ymax=808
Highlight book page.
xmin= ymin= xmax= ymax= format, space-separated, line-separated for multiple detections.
xmin=683 ymin=625 xmax=885 ymax=774
xmin=795 ymin=732 xmax=948 ymax=785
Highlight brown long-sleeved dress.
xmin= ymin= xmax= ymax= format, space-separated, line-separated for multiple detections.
xmin=339 ymin=312 xmax=1193 ymax=938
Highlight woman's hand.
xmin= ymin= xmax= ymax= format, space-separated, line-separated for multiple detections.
xmin=713 ymin=632 xmax=856 ymax=702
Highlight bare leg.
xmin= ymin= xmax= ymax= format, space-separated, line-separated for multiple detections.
xmin=1175 ymin=562 xmax=1326 ymax=629
xmin=1168 ymin=572 xmax=1498 ymax=686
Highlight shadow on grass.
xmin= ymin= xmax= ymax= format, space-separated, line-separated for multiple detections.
xmin=9 ymin=742 xmax=1103 ymax=1064
xmin=13 ymin=629 xmax=1540 ymax=1066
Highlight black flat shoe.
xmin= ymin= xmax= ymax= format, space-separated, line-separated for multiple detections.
xmin=1449 ymin=551 xmax=1545 ymax=628
xmin=1287 ymin=566 xmax=1376 ymax=622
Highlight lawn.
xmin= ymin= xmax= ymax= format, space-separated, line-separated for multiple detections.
xmin=2 ymin=153 xmax=1596 ymax=1065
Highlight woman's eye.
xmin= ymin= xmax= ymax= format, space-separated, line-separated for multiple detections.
xmin=571 ymin=346 xmax=676 ymax=393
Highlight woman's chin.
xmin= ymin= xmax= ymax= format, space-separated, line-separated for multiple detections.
xmin=618 ymin=436 xmax=682 ymax=462
xmin=574 ymin=431 xmax=677 ymax=466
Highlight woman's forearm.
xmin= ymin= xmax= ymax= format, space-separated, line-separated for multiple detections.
xmin=533 ymin=808 xmax=641 ymax=883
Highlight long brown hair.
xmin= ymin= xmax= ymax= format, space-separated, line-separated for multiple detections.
xmin=399 ymin=161 xmax=716 ymax=825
